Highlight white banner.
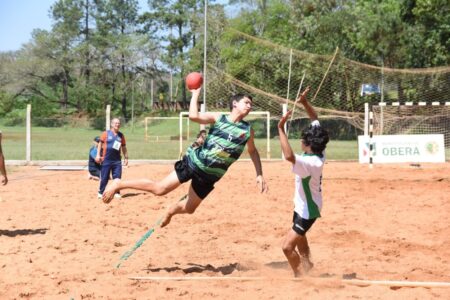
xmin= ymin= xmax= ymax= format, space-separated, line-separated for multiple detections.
xmin=358 ymin=134 xmax=445 ymax=163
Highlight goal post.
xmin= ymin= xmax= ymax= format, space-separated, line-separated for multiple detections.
xmin=179 ymin=111 xmax=271 ymax=159
xmin=371 ymin=102 xmax=450 ymax=143
xmin=144 ymin=117 xmax=191 ymax=142
xmin=362 ymin=101 xmax=450 ymax=163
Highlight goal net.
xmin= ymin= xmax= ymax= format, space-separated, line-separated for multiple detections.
xmin=198 ymin=23 xmax=450 ymax=140
xmin=372 ymin=103 xmax=450 ymax=159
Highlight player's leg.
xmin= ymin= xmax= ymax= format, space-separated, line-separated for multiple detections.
xmin=160 ymin=183 xmax=202 ymax=228
xmin=281 ymin=229 xmax=302 ymax=277
xmin=103 ymin=170 xmax=182 ymax=203
xmin=98 ymin=164 xmax=112 ymax=195
xmin=295 ymin=234 xmax=314 ymax=273
xmin=110 ymin=162 xmax=123 ymax=197
xmin=91 ymin=167 xmax=101 ymax=180
xmin=282 ymin=212 xmax=317 ymax=276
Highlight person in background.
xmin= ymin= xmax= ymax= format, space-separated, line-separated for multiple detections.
xmin=277 ymin=86 xmax=329 ymax=277
xmin=184 ymin=129 xmax=207 ymax=158
xmin=0 ymin=131 xmax=8 ymax=186
xmin=95 ymin=118 xmax=128 ymax=199
xmin=88 ymin=136 xmax=102 ymax=181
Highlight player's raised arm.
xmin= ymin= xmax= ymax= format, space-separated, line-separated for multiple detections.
xmin=278 ymin=110 xmax=295 ymax=164
xmin=188 ymin=87 xmax=220 ymax=124
xmin=298 ymin=86 xmax=318 ymax=122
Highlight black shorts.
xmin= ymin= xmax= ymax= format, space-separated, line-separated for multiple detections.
xmin=174 ymin=156 xmax=216 ymax=199
xmin=292 ymin=212 xmax=316 ymax=236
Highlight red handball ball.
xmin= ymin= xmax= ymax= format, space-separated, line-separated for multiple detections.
xmin=185 ymin=72 xmax=203 ymax=90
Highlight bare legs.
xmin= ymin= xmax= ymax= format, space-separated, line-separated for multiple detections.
xmin=102 ymin=170 xmax=181 ymax=203
xmin=160 ymin=184 xmax=202 ymax=227
xmin=282 ymin=229 xmax=313 ymax=277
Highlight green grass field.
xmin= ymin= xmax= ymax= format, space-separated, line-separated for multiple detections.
xmin=3 ymin=118 xmax=449 ymax=161
xmin=1 ymin=125 xmax=360 ymax=161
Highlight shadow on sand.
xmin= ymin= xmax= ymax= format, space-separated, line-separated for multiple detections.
xmin=0 ymin=228 xmax=48 ymax=237
xmin=144 ymin=262 xmax=250 ymax=275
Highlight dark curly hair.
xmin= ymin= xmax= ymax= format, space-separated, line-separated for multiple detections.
xmin=301 ymin=125 xmax=329 ymax=154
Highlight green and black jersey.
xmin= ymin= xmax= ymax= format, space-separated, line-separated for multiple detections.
xmin=187 ymin=114 xmax=251 ymax=181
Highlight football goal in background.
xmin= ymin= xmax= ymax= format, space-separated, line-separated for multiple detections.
xmin=145 ymin=111 xmax=271 ymax=160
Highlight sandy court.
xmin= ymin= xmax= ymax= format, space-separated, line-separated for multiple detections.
xmin=1 ymin=161 xmax=450 ymax=299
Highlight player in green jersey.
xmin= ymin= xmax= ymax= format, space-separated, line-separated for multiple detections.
xmin=102 ymin=87 xmax=268 ymax=227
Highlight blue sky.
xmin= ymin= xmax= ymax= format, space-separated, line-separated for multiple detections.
xmin=0 ymin=0 xmax=54 ymax=51
xmin=0 ymin=0 xmax=149 ymax=52
xmin=0 ymin=0 xmax=235 ymax=52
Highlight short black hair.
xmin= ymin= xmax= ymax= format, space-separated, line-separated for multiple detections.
xmin=229 ymin=94 xmax=253 ymax=111
xmin=197 ymin=129 xmax=207 ymax=138
xmin=301 ymin=125 xmax=329 ymax=154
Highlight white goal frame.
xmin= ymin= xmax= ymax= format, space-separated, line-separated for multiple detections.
xmin=366 ymin=101 xmax=450 ymax=136
xmin=179 ymin=111 xmax=271 ymax=159
xmin=144 ymin=117 xmax=191 ymax=142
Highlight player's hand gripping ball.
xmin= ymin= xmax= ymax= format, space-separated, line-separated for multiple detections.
xmin=185 ymin=72 xmax=203 ymax=90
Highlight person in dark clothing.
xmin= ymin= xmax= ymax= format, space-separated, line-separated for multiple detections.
xmin=88 ymin=136 xmax=102 ymax=180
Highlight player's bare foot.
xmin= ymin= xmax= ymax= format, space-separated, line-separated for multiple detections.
xmin=160 ymin=213 xmax=172 ymax=228
xmin=103 ymin=180 xmax=120 ymax=204
xmin=302 ymin=259 xmax=314 ymax=274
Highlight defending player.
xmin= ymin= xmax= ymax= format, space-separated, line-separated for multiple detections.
xmin=277 ymin=86 xmax=329 ymax=277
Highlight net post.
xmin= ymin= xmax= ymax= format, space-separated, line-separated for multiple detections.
xmin=200 ymin=103 xmax=206 ymax=131
xmin=364 ymin=103 xmax=369 ymax=136
xmin=282 ymin=104 xmax=288 ymax=160
xmin=369 ymin=110 xmax=374 ymax=169
xmin=26 ymin=104 xmax=31 ymax=164
xmin=286 ymin=49 xmax=293 ymax=103
xmin=179 ymin=112 xmax=183 ymax=157
xmin=106 ymin=105 xmax=111 ymax=130
xmin=266 ymin=112 xmax=271 ymax=159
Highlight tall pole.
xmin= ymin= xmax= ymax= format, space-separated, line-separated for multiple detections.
xmin=26 ymin=104 xmax=31 ymax=163
xmin=286 ymin=49 xmax=293 ymax=103
xmin=131 ymin=79 xmax=135 ymax=132
xmin=202 ymin=0 xmax=207 ymax=112
xmin=150 ymin=78 xmax=154 ymax=110
xmin=200 ymin=0 xmax=208 ymax=131
xmin=380 ymin=58 xmax=384 ymax=134
xmin=106 ymin=104 xmax=111 ymax=130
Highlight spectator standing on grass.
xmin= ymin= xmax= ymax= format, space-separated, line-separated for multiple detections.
xmin=0 ymin=131 xmax=7 ymax=185
xmin=95 ymin=118 xmax=128 ymax=199
xmin=88 ymin=136 xmax=102 ymax=181
xmin=277 ymin=87 xmax=329 ymax=277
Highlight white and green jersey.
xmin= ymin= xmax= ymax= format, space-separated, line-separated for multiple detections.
xmin=292 ymin=122 xmax=325 ymax=219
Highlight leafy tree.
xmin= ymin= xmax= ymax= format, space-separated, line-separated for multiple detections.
xmin=142 ymin=0 xmax=205 ymax=106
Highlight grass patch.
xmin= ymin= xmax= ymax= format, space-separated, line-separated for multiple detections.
xmin=2 ymin=125 xmax=360 ymax=160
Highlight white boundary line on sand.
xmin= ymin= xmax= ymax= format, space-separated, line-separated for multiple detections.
xmin=128 ymin=276 xmax=450 ymax=288
xmin=342 ymin=279 xmax=450 ymax=288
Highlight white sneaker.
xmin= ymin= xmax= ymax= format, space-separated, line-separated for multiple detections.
xmin=114 ymin=193 xmax=121 ymax=199
xmin=97 ymin=193 xmax=102 ymax=199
